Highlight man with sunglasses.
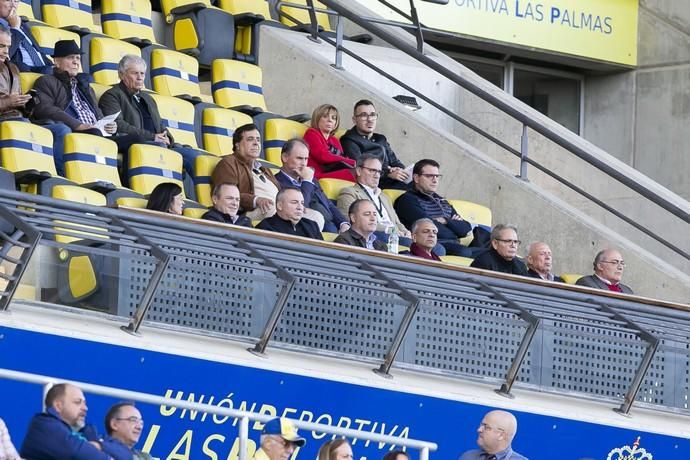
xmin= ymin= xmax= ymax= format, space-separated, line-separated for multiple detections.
xmin=253 ymin=417 xmax=306 ymax=460
xmin=470 ymin=224 xmax=529 ymax=276
xmin=395 ymin=159 xmax=475 ymax=257
xmin=576 ymin=249 xmax=633 ymax=294
xmin=341 ymin=99 xmax=408 ymax=190
xmin=101 ymin=402 xmax=151 ymax=460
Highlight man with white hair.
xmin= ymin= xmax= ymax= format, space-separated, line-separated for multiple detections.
xmin=526 ymin=242 xmax=564 ymax=282
xmin=253 ymin=417 xmax=306 ymax=460
xmin=459 ymin=410 xmax=528 ymax=460
xmin=576 ymin=248 xmax=633 ymax=294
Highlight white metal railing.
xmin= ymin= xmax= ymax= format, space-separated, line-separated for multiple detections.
xmin=0 ymin=368 xmax=437 ymax=460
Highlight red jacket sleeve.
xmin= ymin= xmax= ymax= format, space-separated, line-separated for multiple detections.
xmin=303 ymin=128 xmax=356 ymax=168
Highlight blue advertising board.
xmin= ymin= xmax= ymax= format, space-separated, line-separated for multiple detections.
xmin=0 ymin=325 xmax=686 ymax=459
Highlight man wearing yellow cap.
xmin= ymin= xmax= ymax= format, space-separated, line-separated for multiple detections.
xmin=253 ymin=417 xmax=306 ymax=460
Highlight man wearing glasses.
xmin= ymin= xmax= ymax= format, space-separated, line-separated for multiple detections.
xmin=253 ymin=417 xmax=306 ymax=460
xmin=459 ymin=410 xmax=528 ymax=460
xmin=340 ymin=99 xmax=409 ymax=190
xmin=395 ymin=159 xmax=475 ymax=257
xmin=470 ymin=224 xmax=529 ymax=276
xmin=576 ymin=249 xmax=633 ymax=294
xmin=102 ymin=402 xmax=151 ymax=460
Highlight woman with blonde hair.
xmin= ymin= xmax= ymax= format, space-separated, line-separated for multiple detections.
xmin=317 ymin=438 xmax=354 ymax=460
xmin=303 ymin=104 xmax=355 ymax=181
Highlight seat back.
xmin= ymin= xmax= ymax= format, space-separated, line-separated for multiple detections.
xmin=319 ymin=178 xmax=354 ymax=201
xmin=278 ymin=0 xmax=331 ymax=31
xmin=0 ymin=121 xmax=56 ymax=176
xmin=160 ymin=0 xmax=213 ymax=20
xmin=382 ymin=188 xmax=405 ymax=205
xmin=211 ymin=59 xmax=266 ymax=110
xmin=448 ymin=200 xmax=492 ymax=227
xmin=85 ymin=36 xmax=142 ymax=86
xmin=28 ymin=24 xmax=80 ymax=57
xmin=149 ymin=93 xmax=200 ymax=149
xmin=191 ymin=154 xmax=221 ymax=207
xmin=561 ymin=274 xmax=584 ymax=285
xmin=218 ymin=0 xmax=271 ymax=16
xmin=51 ymin=185 xmax=107 ymax=244
xmin=263 ymin=118 xmax=307 ymax=165
xmin=101 ymin=0 xmax=157 ymax=43
xmin=18 ymin=0 xmax=37 ymax=20
xmin=150 ymin=48 xmax=201 ymax=98
xmin=90 ymin=83 xmax=112 ymax=103
xmin=63 ymin=133 xmax=122 ymax=187
xmin=20 ymin=72 xmax=43 ymax=92
xmin=201 ymin=107 xmax=252 ymax=156
xmin=40 ymin=0 xmax=101 ymax=32
xmin=127 ymin=144 xmax=184 ymax=195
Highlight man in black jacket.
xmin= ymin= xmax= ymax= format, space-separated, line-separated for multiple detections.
xmin=202 ymin=182 xmax=251 ymax=227
xmin=340 ymin=99 xmax=408 ymax=189
xmin=470 ymin=224 xmax=528 ymax=276
xmin=257 ymin=187 xmax=322 ymax=240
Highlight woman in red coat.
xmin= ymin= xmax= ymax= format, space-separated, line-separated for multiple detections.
xmin=303 ymin=104 xmax=356 ymax=181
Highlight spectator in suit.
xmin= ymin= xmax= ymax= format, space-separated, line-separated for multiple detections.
xmin=211 ymin=123 xmax=280 ymax=221
xmin=101 ymin=402 xmax=151 ymax=460
xmin=21 ymin=383 xmax=110 ymax=459
xmin=401 ymin=218 xmax=441 ymax=261
xmin=337 ymin=154 xmax=413 ymax=248
xmin=340 ymin=99 xmax=408 ymax=189
xmin=303 ymin=104 xmax=355 ymax=181
xmin=334 ymin=199 xmax=387 ymax=251
xmin=470 ymin=224 xmax=528 ymax=276
xmin=526 ymin=242 xmax=564 ymax=282
xmin=275 ymin=138 xmax=349 ymax=233
xmin=202 ymin=182 xmax=251 ymax=227
xmin=257 ymin=187 xmax=323 ymax=240
xmin=146 ymin=182 xmax=183 ymax=215
xmin=459 ymin=410 xmax=528 ymax=460
xmin=576 ymin=249 xmax=633 ymax=294
xmin=0 ymin=417 xmax=20 ymax=460
xmin=0 ymin=0 xmax=53 ymax=73
xmin=394 ymin=159 xmax=475 ymax=257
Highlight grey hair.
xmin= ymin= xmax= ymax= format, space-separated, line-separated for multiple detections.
xmin=118 ymin=54 xmax=146 ymax=76
xmin=0 ymin=25 xmax=10 ymax=38
xmin=490 ymin=223 xmax=518 ymax=241
xmin=356 ymin=153 xmax=382 ymax=168
xmin=411 ymin=218 xmax=435 ymax=234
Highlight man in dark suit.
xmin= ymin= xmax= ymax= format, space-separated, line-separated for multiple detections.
xmin=576 ymin=249 xmax=633 ymax=294
xmin=257 ymin=187 xmax=322 ymax=240
xmin=526 ymin=242 xmax=564 ymax=282
xmin=0 ymin=0 xmax=53 ymax=73
xmin=275 ymin=138 xmax=349 ymax=234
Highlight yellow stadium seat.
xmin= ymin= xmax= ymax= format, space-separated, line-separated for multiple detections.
xmin=190 ymin=154 xmax=221 ymax=207
xmin=127 ymin=144 xmax=184 ymax=196
xmin=211 ymin=59 xmax=266 ymax=112
xmin=20 ymin=72 xmax=43 ymax=92
xmin=448 ymin=199 xmax=492 ymax=246
xmin=321 ymin=231 xmax=337 ymax=242
xmin=218 ymin=0 xmax=271 ymax=18
xmin=83 ymin=35 xmax=141 ymax=86
xmin=217 ymin=0 xmax=277 ymax=63
xmin=319 ymin=178 xmax=355 ymax=201
xmin=182 ymin=207 xmax=208 ymax=219
xmin=441 ymin=255 xmax=473 ymax=267
xmin=41 ymin=0 xmax=101 ymax=33
xmin=150 ymin=48 xmax=210 ymax=101
xmin=561 ymin=274 xmax=584 ymax=285
xmin=263 ymin=118 xmax=308 ymax=165
xmin=18 ymin=0 xmax=36 ymax=20
xmin=0 ymin=121 xmax=56 ymax=177
xmin=28 ymin=24 xmax=80 ymax=57
xmin=148 ymin=93 xmax=201 ymax=149
xmin=62 ymin=133 xmax=145 ymax=207
xmin=101 ymin=0 xmax=158 ymax=45
xmin=161 ymin=0 xmax=236 ymax=67
xmin=382 ymin=188 xmax=405 ymax=205
xmin=201 ymin=107 xmax=252 ymax=156
xmin=90 ymin=83 xmax=112 ymax=103
xmin=278 ymin=0 xmax=331 ymax=30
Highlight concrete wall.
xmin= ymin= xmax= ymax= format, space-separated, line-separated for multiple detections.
xmin=584 ymin=1 xmax=690 ymax=202
xmin=258 ymin=27 xmax=689 ymax=303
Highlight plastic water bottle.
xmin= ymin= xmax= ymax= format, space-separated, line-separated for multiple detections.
xmin=387 ymin=226 xmax=399 ymax=254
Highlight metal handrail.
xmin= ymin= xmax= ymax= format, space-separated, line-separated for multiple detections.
xmin=290 ymin=0 xmax=689 ymax=261
xmin=0 ymin=368 xmax=437 ymax=460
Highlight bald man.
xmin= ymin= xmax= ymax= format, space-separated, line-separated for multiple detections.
xmin=526 ymin=242 xmax=564 ymax=282
xmin=576 ymin=248 xmax=633 ymax=294
xmin=459 ymin=410 xmax=528 ymax=460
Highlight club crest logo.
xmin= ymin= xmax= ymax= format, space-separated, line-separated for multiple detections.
xmin=607 ymin=437 xmax=653 ymax=460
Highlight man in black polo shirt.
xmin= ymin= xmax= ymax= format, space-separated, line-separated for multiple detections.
xmin=257 ymin=187 xmax=323 ymax=240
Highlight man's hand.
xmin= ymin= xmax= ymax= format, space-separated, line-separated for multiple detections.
xmin=88 ymin=441 xmax=102 ymax=450
xmin=255 ymin=197 xmax=274 ymax=214
xmin=76 ymin=123 xmax=96 ymax=131
xmin=401 ymin=229 xmax=411 ymax=238
xmin=104 ymin=122 xmax=117 ymax=134
xmin=338 ymin=222 xmax=350 ymax=234
xmin=434 ymin=217 xmax=448 ymax=225
xmin=298 ymin=166 xmax=315 ymax=182
xmin=451 ymin=214 xmax=463 ymax=221
xmin=387 ymin=167 xmax=409 ymax=182
xmin=154 ymin=132 xmax=170 ymax=146
xmin=8 ymin=93 xmax=32 ymax=107
xmin=7 ymin=6 xmax=20 ymax=28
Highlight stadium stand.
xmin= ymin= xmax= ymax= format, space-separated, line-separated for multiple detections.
xmin=40 ymin=0 xmax=101 ymax=33
xmin=82 ymin=35 xmax=142 ymax=86
xmin=199 ymin=106 xmax=252 ymax=155
xmin=100 ymin=0 xmax=158 ymax=45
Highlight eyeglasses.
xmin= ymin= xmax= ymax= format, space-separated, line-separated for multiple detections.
xmin=360 ymin=166 xmax=382 ymax=175
xmin=418 ymin=173 xmax=442 ymax=179
xmin=355 ymin=112 xmax=378 ymax=120
xmin=495 ymin=238 xmax=521 ymax=246
xmin=601 ymin=260 xmax=626 ymax=267
xmin=116 ymin=417 xmax=144 ymax=426
xmin=479 ymin=423 xmax=504 ymax=433
xmin=272 ymin=437 xmax=296 ymax=449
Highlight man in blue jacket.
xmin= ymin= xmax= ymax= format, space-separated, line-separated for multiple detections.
xmin=101 ymin=402 xmax=151 ymax=460
xmin=21 ymin=383 xmax=111 ymax=459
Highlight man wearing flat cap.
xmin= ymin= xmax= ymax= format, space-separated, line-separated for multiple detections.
xmin=31 ymin=40 xmax=144 ymax=175
xmin=253 ymin=417 xmax=306 ymax=460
